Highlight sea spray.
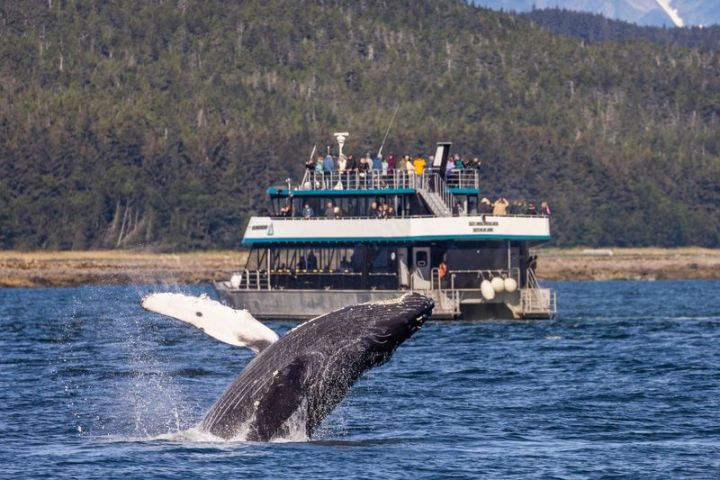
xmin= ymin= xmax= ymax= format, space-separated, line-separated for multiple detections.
xmin=59 ymin=284 xmax=204 ymax=439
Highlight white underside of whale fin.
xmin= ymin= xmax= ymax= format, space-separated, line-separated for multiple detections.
xmin=141 ymin=293 xmax=279 ymax=353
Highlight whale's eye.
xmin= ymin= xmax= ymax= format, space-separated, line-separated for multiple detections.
xmin=196 ymin=311 xmax=203 ymax=317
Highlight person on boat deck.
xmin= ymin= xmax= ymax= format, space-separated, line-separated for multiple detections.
xmin=303 ymin=203 xmax=314 ymax=218
xmin=305 ymin=157 xmax=315 ymax=172
xmin=438 ymin=260 xmax=448 ymax=284
xmin=358 ymin=155 xmax=370 ymax=186
xmin=541 ymin=201 xmax=551 ymax=216
xmin=517 ymin=200 xmax=529 ymax=215
xmin=333 ymin=205 xmax=343 ymax=218
xmin=337 ymin=154 xmax=347 ymax=173
xmin=379 ymin=203 xmax=388 ymax=218
xmin=445 ymin=157 xmax=454 ymax=177
xmin=386 ymin=205 xmax=396 ymax=217
xmin=453 ymin=154 xmax=465 ymax=170
xmin=372 ymin=153 xmax=382 ymax=171
xmin=323 ymin=148 xmax=335 ymax=172
xmin=368 ymin=201 xmax=379 ymax=217
xmin=325 ymin=202 xmax=335 ymax=218
xmin=528 ymin=255 xmax=538 ymax=272
xmin=413 ymin=155 xmax=426 ymax=176
xmin=314 ymin=154 xmax=324 ymax=186
xmin=493 ymin=197 xmax=509 ymax=216
xmin=527 ymin=201 xmax=538 ymax=216
xmin=479 ymin=197 xmax=493 ymax=214
xmin=279 ymin=201 xmax=292 ymax=217
xmin=307 ymin=251 xmax=318 ymax=271
xmin=297 ymin=256 xmax=307 ymax=271
xmin=346 ymin=154 xmax=357 ymax=172
xmin=381 ymin=155 xmax=388 ymax=175
xmin=454 ymin=201 xmax=466 ymax=216
xmin=378 ymin=204 xmax=387 ymax=218
xmin=387 ymin=153 xmax=397 ymax=172
xmin=339 ymin=256 xmax=352 ymax=272
xmin=404 ymin=155 xmax=414 ymax=174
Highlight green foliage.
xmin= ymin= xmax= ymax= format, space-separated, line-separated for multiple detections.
xmin=0 ymin=0 xmax=718 ymax=249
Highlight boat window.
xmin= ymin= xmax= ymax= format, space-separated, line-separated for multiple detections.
xmin=415 ymin=251 xmax=428 ymax=268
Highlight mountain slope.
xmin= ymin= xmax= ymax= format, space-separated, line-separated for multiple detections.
xmin=0 ymin=0 xmax=719 ymax=249
xmin=521 ymin=8 xmax=720 ymax=50
xmin=472 ymin=0 xmax=720 ymax=26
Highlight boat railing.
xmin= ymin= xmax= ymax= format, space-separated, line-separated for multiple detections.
xmin=269 ymin=212 xmax=549 ymax=220
xmin=298 ymin=170 xmax=418 ymax=191
xmin=229 ymin=269 xmax=270 ymax=290
xmin=229 ymin=269 xmax=399 ymax=291
xmin=521 ymin=288 xmax=557 ymax=318
xmin=521 ymin=267 xmax=557 ymax=318
xmin=431 ymin=268 xmax=521 ymax=292
xmin=527 ymin=267 xmax=540 ymax=289
xmin=297 ymin=169 xmax=480 ymax=192
xmin=423 ymin=172 xmax=455 ymax=214
xmin=444 ymin=170 xmax=479 ymax=189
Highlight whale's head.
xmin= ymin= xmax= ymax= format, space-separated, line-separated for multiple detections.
xmin=365 ymin=292 xmax=434 ymax=341
xmin=341 ymin=293 xmax=434 ymax=366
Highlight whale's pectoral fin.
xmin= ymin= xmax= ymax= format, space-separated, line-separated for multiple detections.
xmin=249 ymin=356 xmax=311 ymax=441
xmin=141 ymin=292 xmax=279 ymax=353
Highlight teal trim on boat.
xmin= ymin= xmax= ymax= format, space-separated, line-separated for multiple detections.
xmin=448 ymin=188 xmax=481 ymax=194
xmin=267 ymin=187 xmax=416 ymax=197
xmin=243 ymin=234 xmax=551 ymax=245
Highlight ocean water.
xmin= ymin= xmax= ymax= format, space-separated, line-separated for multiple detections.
xmin=1 ymin=281 xmax=719 ymax=479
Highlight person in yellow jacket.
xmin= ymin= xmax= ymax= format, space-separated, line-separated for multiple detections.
xmin=493 ymin=197 xmax=509 ymax=216
xmin=413 ymin=155 xmax=426 ymax=176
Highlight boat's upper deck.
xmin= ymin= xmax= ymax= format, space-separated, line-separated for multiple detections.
xmin=268 ymin=169 xmax=481 ymax=198
xmin=242 ymin=214 xmax=551 ymax=246
xmin=246 ymin=150 xmax=552 ymax=246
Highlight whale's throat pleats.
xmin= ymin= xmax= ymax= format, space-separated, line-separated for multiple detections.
xmin=248 ymin=356 xmax=310 ymax=441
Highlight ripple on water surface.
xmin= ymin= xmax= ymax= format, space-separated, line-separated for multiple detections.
xmin=0 ymin=281 xmax=719 ymax=478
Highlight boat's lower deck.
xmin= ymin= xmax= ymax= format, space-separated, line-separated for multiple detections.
xmin=214 ymin=282 xmax=556 ymax=320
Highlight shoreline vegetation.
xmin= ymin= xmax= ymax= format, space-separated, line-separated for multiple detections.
xmin=0 ymin=248 xmax=719 ymax=288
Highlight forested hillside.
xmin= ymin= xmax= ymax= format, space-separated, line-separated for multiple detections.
xmin=522 ymin=8 xmax=720 ymax=50
xmin=1 ymin=0 xmax=719 ymax=250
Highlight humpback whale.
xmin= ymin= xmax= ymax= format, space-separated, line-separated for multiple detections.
xmin=142 ymin=292 xmax=434 ymax=441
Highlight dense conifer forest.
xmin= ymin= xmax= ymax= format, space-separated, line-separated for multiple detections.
xmin=1 ymin=0 xmax=718 ymax=250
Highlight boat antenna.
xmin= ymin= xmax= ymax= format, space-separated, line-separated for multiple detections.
xmin=377 ymin=104 xmax=400 ymax=157
xmin=309 ymin=144 xmax=317 ymax=162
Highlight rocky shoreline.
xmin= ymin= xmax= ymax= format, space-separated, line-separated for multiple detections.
xmin=0 ymin=248 xmax=719 ymax=288
xmin=536 ymin=248 xmax=720 ymax=281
